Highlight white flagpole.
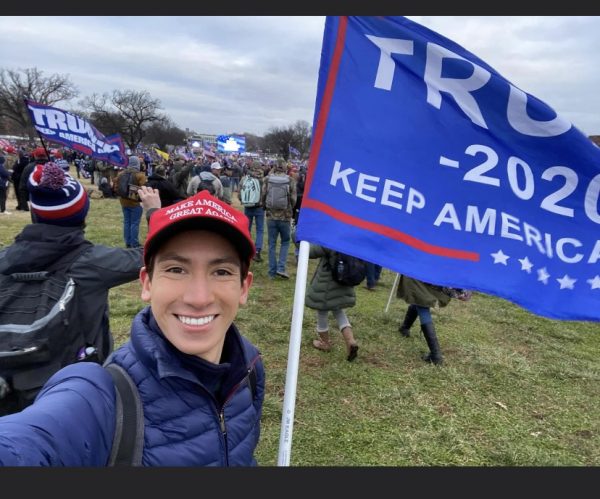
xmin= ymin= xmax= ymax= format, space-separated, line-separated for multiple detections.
xmin=385 ymin=272 xmax=400 ymax=313
xmin=277 ymin=239 xmax=310 ymax=466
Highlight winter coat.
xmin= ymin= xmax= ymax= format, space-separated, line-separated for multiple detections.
xmin=220 ymin=174 xmax=233 ymax=204
xmin=0 ymin=307 xmax=265 ymax=466
xmin=187 ymin=171 xmax=224 ymax=200
xmin=114 ymin=168 xmax=147 ymax=208
xmin=0 ymin=224 xmax=143 ymax=361
xmin=396 ymin=275 xmax=451 ymax=309
xmin=10 ymin=155 xmax=28 ymax=185
xmin=18 ymin=160 xmax=40 ymax=195
xmin=0 ymin=160 xmax=10 ymax=188
xmin=305 ymin=245 xmax=356 ymax=311
xmin=145 ymin=173 xmax=183 ymax=207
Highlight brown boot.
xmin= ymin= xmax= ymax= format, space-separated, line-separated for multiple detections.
xmin=312 ymin=331 xmax=332 ymax=352
xmin=341 ymin=326 xmax=359 ymax=361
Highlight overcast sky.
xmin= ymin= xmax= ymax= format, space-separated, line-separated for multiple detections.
xmin=1 ymin=16 xmax=599 ymax=137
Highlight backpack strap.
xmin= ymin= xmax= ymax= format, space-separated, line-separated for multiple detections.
xmin=105 ymin=363 xmax=144 ymax=466
xmin=247 ymin=367 xmax=258 ymax=400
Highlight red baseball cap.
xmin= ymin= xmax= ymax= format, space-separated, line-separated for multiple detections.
xmin=32 ymin=146 xmax=49 ymax=159
xmin=144 ymin=190 xmax=255 ymax=267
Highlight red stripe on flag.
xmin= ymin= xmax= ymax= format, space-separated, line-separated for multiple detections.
xmin=304 ymin=16 xmax=348 ymax=201
xmin=302 ymin=198 xmax=480 ymax=262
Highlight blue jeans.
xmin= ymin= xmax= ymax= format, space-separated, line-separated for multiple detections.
xmin=366 ymin=262 xmax=382 ymax=288
xmin=267 ymin=219 xmax=291 ymax=276
xmin=410 ymin=304 xmax=432 ymax=325
xmin=122 ymin=205 xmax=143 ymax=247
xmin=244 ymin=206 xmax=264 ymax=251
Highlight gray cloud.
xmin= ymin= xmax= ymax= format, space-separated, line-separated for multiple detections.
xmin=1 ymin=16 xmax=599 ymax=136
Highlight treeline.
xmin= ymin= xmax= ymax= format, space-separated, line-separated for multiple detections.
xmin=0 ymin=67 xmax=312 ymax=160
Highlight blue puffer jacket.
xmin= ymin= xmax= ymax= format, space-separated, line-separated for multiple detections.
xmin=0 ymin=307 xmax=265 ymax=466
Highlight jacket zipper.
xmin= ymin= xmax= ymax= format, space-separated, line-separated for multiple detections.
xmin=218 ymin=408 xmax=228 ymax=464
xmin=217 ymin=360 xmax=259 ymax=466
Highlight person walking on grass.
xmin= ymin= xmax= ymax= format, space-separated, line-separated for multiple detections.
xmin=396 ymin=275 xmax=451 ymax=365
xmin=262 ymin=160 xmax=296 ymax=279
xmin=305 ymin=244 xmax=359 ymax=362
xmin=239 ymin=161 xmax=265 ymax=263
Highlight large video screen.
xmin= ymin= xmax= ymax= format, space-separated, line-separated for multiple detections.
xmin=217 ymin=135 xmax=246 ymax=153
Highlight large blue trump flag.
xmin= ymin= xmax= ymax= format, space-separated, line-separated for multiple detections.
xmin=296 ymin=16 xmax=600 ymax=321
xmin=25 ymin=99 xmax=128 ymax=167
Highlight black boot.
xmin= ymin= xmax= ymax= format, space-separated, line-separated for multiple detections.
xmin=420 ymin=323 xmax=443 ymax=365
xmin=253 ymin=250 xmax=262 ymax=262
xmin=399 ymin=305 xmax=418 ymax=337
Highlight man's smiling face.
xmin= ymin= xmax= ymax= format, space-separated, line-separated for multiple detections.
xmin=140 ymin=229 xmax=253 ymax=364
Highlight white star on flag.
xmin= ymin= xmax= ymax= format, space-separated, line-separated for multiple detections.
xmin=491 ymin=249 xmax=509 ymax=265
xmin=537 ymin=267 xmax=550 ymax=284
xmin=557 ymin=275 xmax=576 ymax=290
xmin=518 ymin=256 xmax=533 ymax=273
xmin=586 ymin=275 xmax=600 ymax=290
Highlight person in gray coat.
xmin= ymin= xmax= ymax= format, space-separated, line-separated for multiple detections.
xmin=305 ymin=244 xmax=359 ymax=361
xmin=396 ymin=275 xmax=452 ymax=365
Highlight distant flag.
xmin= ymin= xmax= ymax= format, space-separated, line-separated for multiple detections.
xmin=289 ymin=144 xmax=301 ymax=157
xmin=154 ymin=148 xmax=170 ymax=161
xmin=203 ymin=141 xmax=216 ymax=154
xmin=24 ymin=99 xmax=128 ymax=167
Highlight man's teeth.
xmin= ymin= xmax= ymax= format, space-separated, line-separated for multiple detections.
xmin=178 ymin=315 xmax=215 ymax=326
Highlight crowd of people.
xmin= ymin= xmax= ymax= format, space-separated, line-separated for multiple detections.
xmin=0 ymin=141 xmax=464 ymax=466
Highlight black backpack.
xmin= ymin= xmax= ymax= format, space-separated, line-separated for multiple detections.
xmin=0 ymin=243 xmax=100 ymax=416
xmin=328 ymin=251 xmax=367 ymax=287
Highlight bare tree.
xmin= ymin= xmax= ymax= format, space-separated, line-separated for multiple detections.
xmin=143 ymin=118 xmax=186 ymax=151
xmin=263 ymin=120 xmax=312 ymax=160
xmin=0 ymin=67 xmax=78 ymax=140
xmin=82 ymin=89 xmax=164 ymax=151
xmin=291 ymin=120 xmax=312 ymax=158
xmin=243 ymin=132 xmax=262 ymax=152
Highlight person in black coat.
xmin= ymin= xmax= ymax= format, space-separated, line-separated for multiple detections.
xmin=11 ymin=150 xmax=30 ymax=211
xmin=145 ymin=165 xmax=184 ymax=207
xmin=0 ymin=156 xmax=11 ymax=214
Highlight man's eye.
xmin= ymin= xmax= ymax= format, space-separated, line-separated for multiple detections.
xmin=215 ymin=268 xmax=235 ymax=277
xmin=165 ymin=266 xmax=185 ymax=274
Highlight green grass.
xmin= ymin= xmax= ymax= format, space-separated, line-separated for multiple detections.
xmin=2 ymin=183 xmax=599 ymax=466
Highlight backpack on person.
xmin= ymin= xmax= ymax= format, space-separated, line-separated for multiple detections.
xmin=239 ymin=175 xmax=262 ymax=207
xmin=116 ymin=170 xmax=134 ymax=198
xmin=195 ymin=174 xmax=216 ymax=195
xmin=329 ymin=251 xmax=367 ymax=287
xmin=0 ymin=243 xmax=104 ymax=416
xmin=265 ymin=174 xmax=290 ymax=210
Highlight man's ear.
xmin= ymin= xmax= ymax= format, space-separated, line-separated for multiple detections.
xmin=140 ymin=266 xmax=151 ymax=302
xmin=239 ymin=271 xmax=253 ymax=306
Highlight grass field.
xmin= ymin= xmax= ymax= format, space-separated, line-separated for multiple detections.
xmin=2 ymin=178 xmax=599 ymax=466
